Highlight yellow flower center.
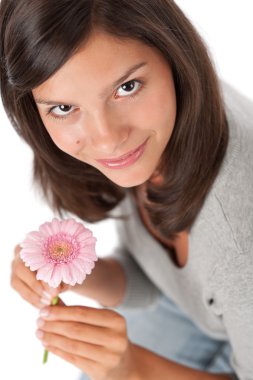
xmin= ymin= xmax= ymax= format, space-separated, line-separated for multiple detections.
xmin=49 ymin=240 xmax=72 ymax=261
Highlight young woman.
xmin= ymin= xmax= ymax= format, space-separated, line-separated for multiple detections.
xmin=1 ymin=1 xmax=252 ymax=379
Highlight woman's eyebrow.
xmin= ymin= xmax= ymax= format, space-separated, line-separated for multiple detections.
xmin=99 ymin=61 xmax=148 ymax=98
xmin=34 ymin=61 xmax=148 ymax=106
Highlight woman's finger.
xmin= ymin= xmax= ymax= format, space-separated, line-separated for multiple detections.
xmin=37 ymin=319 xmax=118 ymax=346
xmin=14 ymin=244 xmax=21 ymax=256
xmin=40 ymin=305 xmax=126 ymax=329
xmin=11 ymin=256 xmax=45 ymax=298
xmin=36 ymin=330 xmax=116 ymax=363
xmin=11 ymin=276 xmax=48 ymax=308
xmin=42 ymin=345 xmax=99 ymax=377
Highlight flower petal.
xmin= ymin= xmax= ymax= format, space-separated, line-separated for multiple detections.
xmin=61 ymin=264 xmax=72 ymax=284
xmin=77 ymin=257 xmax=95 ymax=274
xmin=20 ymin=240 xmax=42 ymax=249
xmin=51 ymin=218 xmax=61 ymax=234
xmin=29 ymin=259 xmax=47 ymax=271
xmin=48 ymin=265 xmax=62 ymax=288
xmin=25 ymin=231 xmax=43 ymax=242
xmin=20 ymin=251 xmax=45 ymax=266
xmin=79 ymin=246 xmax=97 ymax=261
xmin=69 ymin=261 xmax=85 ymax=283
xmin=76 ymin=230 xmax=93 ymax=243
xmin=36 ymin=263 xmax=55 ymax=283
xmin=60 ymin=219 xmax=78 ymax=235
xmin=39 ymin=221 xmax=55 ymax=237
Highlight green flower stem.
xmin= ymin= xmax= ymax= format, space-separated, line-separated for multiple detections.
xmin=43 ymin=349 xmax=48 ymax=364
xmin=43 ymin=295 xmax=59 ymax=364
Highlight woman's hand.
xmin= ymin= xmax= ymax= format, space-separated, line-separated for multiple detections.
xmin=36 ymin=304 xmax=139 ymax=380
xmin=10 ymin=244 xmax=69 ymax=308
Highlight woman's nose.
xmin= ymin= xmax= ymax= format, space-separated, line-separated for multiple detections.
xmin=85 ymin=111 xmax=129 ymax=155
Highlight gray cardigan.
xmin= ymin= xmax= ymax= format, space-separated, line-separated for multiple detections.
xmin=111 ymin=82 xmax=253 ymax=380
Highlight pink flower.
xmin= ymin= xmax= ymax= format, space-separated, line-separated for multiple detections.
xmin=20 ymin=218 xmax=97 ymax=288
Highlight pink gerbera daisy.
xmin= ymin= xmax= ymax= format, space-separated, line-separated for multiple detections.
xmin=20 ymin=218 xmax=97 ymax=288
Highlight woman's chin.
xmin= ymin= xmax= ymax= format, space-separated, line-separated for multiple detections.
xmin=106 ymin=171 xmax=151 ymax=188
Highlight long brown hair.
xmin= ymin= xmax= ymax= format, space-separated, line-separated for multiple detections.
xmin=0 ymin=0 xmax=228 ymax=238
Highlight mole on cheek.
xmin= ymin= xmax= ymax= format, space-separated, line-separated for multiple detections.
xmin=76 ymin=140 xmax=80 ymax=144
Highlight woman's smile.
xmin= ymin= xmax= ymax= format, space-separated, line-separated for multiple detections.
xmin=95 ymin=137 xmax=149 ymax=169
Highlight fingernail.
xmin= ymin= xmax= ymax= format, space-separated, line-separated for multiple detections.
xmin=42 ymin=291 xmax=52 ymax=300
xmin=36 ymin=329 xmax=44 ymax=339
xmin=40 ymin=297 xmax=51 ymax=306
xmin=36 ymin=318 xmax=45 ymax=328
xmin=48 ymin=288 xmax=58 ymax=295
xmin=39 ymin=308 xmax=49 ymax=318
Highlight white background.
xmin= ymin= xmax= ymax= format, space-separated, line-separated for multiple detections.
xmin=0 ymin=1 xmax=252 ymax=380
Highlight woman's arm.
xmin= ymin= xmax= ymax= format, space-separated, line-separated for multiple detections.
xmin=132 ymin=343 xmax=234 ymax=380
xmin=72 ymin=257 xmax=127 ymax=307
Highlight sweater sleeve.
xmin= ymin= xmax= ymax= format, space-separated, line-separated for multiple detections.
xmin=111 ymin=246 xmax=160 ymax=309
xmin=109 ymin=199 xmax=161 ymax=309
xmin=210 ymin=252 xmax=253 ymax=380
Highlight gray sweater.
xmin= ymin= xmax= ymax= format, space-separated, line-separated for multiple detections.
xmin=111 ymin=82 xmax=253 ymax=380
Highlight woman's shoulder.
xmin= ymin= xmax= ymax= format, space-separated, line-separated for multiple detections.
xmin=209 ymin=81 xmax=253 ymax=255
xmin=221 ymin=81 xmax=253 ymax=182
xmin=219 ymin=80 xmax=253 ymax=192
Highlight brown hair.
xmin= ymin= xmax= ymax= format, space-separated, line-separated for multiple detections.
xmin=0 ymin=0 xmax=228 ymax=238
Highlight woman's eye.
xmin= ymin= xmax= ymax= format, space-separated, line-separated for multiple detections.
xmin=115 ymin=80 xmax=143 ymax=98
xmin=49 ymin=105 xmax=74 ymax=118
xmin=51 ymin=105 xmax=73 ymax=116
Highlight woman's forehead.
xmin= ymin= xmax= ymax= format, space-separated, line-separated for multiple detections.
xmin=32 ymin=32 xmax=167 ymax=101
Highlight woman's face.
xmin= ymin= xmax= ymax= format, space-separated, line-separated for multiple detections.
xmin=33 ymin=31 xmax=177 ymax=187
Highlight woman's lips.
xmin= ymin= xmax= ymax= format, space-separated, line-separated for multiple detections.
xmin=95 ymin=138 xmax=149 ymax=169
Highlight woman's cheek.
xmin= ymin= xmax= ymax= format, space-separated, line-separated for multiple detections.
xmin=44 ymin=118 xmax=84 ymax=155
